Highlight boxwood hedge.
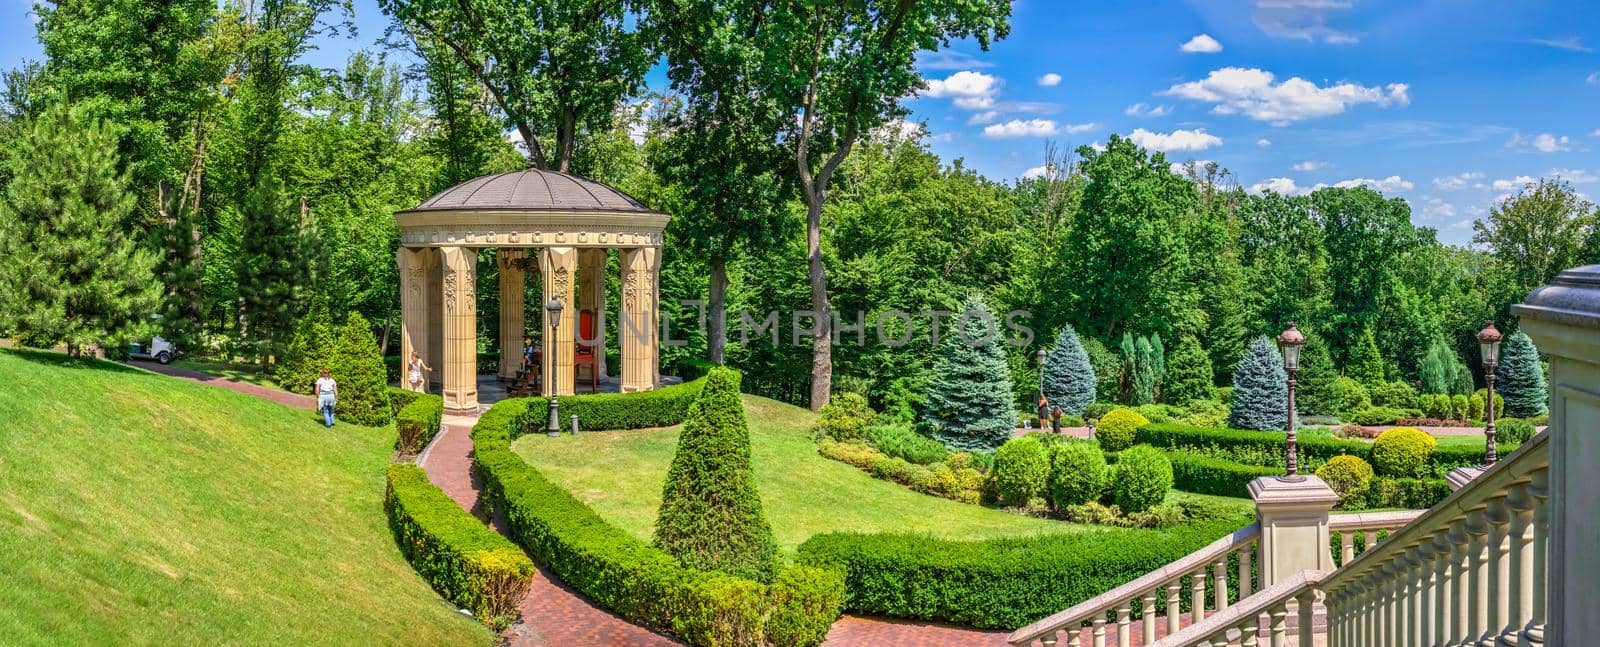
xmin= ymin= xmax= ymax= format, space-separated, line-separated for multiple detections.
xmin=391 ymin=389 xmax=443 ymax=454
xmin=511 ymin=377 xmax=706 ymax=437
xmin=1136 ymin=423 xmax=1494 ymax=479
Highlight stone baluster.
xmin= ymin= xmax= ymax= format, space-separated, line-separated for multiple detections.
xmin=1041 ymin=633 xmax=1057 ymax=647
xmin=1466 ymin=509 xmax=1490 ymax=644
xmin=1417 ymin=546 xmax=1436 ymax=647
xmin=1239 ymin=543 xmax=1255 ymax=599
xmin=1242 ymin=620 xmax=1260 ymax=647
xmin=1484 ymin=493 xmax=1512 ymax=647
xmin=1295 ymin=589 xmax=1315 ymax=647
xmin=1116 ymin=603 xmax=1131 ymax=647
xmin=1500 ymin=482 xmax=1534 ymax=646
xmin=1522 ymin=467 xmax=1548 ymax=647
xmin=1091 ymin=616 xmax=1106 ymax=647
xmin=1340 ymin=531 xmax=1355 ymax=566
xmin=1142 ymin=592 xmax=1157 ymax=645
xmin=1385 ymin=560 xmax=1400 ymax=647
xmin=1213 ymin=558 xmax=1229 ymax=611
xmin=1434 ymin=532 xmax=1455 ymax=643
xmin=1191 ymin=570 xmax=1207 ymax=625
xmin=1448 ymin=523 xmax=1471 ymax=646
xmin=1068 ymin=627 xmax=1082 ymax=647
xmin=1166 ymin=581 xmax=1183 ymax=637
xmin=1269 ymin=601 xmax=1288 ymax=647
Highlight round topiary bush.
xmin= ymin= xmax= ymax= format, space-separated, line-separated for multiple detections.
xmin=1496 ymin=418 xmax=1536 ymax=446
xmin=1094 ymin=408 xmax=1149 ymax=453
xmin=816 ymin=392 xmax=876 ymax=441
xmin=993 ymin=436 xmax=1050 ymax=506
xmin=1369 ymin=380 xmax=1416 ymax=409
xmin=1111 ymin=445 xmax=1172 ymax=513
xmin=1047 ymin=441 xmax=1107 ymax=509
xmin=1371 ymin=427 xmax=1437 ymax=478
xmin=1315 ymin=455 xmax=1374 ymax=508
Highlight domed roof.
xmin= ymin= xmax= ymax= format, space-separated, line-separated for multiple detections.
xmin=406 ymin=169 xmax=654 ymax=213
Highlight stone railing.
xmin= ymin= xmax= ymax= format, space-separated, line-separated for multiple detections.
xmin=1149 ymin=569 xmax=1327 ymax=647
xmin=1008 ymin=523 xmax=1262 ymax=646
xmin=1328 ymin=509 xmax=1425 ymax=566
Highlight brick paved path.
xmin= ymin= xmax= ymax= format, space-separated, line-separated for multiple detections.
xmin=129 ymin=359 xmax=316 ymax=409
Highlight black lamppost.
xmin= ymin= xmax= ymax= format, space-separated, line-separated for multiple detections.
xmin=1478 ymin=320 xmax=1503 ymax=466
xmin=1278 ymin=322 xmax=1306 ymax=481
xmin=546 ymin=298 xmax=564 ymax=438
xmin=1034 ymin=348 xmax=1048 ymax=428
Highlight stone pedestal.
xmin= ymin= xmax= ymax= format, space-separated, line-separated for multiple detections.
xmin=1249 ymin=475 xmax=1340 ymax=587
xmin=1512 ymin=264 xmax=1600 ymax=646
xmin=577 ymin=248 xmax=608 ymax=381
xmin=540 ymin=246 xmax=578 ymax=396
xmin=497 ymin=249 xmax=526 ymax=380
xmin=439 ymin=246 xmax=477 ymax=411
xmin=618 ymin=247 xmax=660 ymax=392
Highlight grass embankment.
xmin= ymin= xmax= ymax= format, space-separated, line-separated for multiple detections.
xmin=0 ymin=348 xmax=489 ymax=645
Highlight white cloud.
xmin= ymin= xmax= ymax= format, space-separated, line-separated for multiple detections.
xmin=1061 ymin=122 xmax=1100 ymax=134
xmin=1588 ymin=71 xmax=1599 ymax=86
xmin=1506 ymin=132 xmax=1571 ymax=153
xmin=1419 ymin=196 xmax=1457 ymax=220
xmin=1552 ymin=168 xmax=1599 ymax=184
xmin=1491 ymin=176 xmax=1538 ymax=192
xmin=1087 ymin=141 xmax=1107 ymax=153
xmin=1249 ymin=177 xmax=1305 ymax=195
xmin=1252 ymin=0 xmax=1359 ymax=44
xmin=872 ymin=119 xmax=925 ymax=142
xmin=1257 ymin=138 xmax=1273 ymax=147
xmin=929 ymin=132 xmax=956 ymax=143
xmin=967 ymin=110 xmax=999 ymax=125
xmin=1593 ymin=129 xmax=1600 ymax=138
xmin=921 ymin=71 xmax=1001 ymax=109
xmin=917 ymin=50 xmax=994 ymax=70
xmin=1180 ymin=34 xmax=1223 ymax=54
xmin=1038 ymin=73 xmax=1062 ymax=87
xmin=1124 ymin=102 xmax=1173 ymax=117
xmin=1432 ymin=172 xmax=1485 ymax=190
xmin=1532 ymin=37 xmax=1593 ymax=53
xmin=983 ymin=119 xmax=1061 ymax=138
xmin=1127 ymin=127 xmax=1223 ymax=152
xmin=1169 ymin=160 xmax=1214 ymax=175
xmin=1022 ymin=164 xmax=1063 ymax=180
xmin=1291 ymin=160 xmax=1326 ymax=172
xmin=1332 ymin=176 xmax=1414 ymax=193
xmin=1163 ymin=67 xmax=1409 ymax=125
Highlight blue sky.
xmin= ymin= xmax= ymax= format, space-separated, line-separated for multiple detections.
xmin=3 ymin=0 xmax=1597 ymax=245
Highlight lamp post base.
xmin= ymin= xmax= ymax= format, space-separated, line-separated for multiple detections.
xmin=547 ymin=397 xmax=561 ymax=438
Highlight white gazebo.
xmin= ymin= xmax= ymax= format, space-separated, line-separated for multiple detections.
xmin=394 ymin=169 xmax=669 ymax=411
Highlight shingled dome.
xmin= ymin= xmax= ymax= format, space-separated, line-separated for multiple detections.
xmin=406 ymin=168 xmax=654 ymax=213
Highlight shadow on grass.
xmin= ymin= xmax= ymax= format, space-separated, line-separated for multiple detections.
xmin=0 ymin=346 xmax=146 ymax=375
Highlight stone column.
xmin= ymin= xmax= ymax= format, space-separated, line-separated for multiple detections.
xmin=618 ymin=246 xmax=660 ymax=393
xmin=577 ymin=248 xmax=608 ymax=382
xmin=397 ymin=246 xmax=428 ymax=391
xmin=497 ymin=249 xmax=526 ymax=381
xmin=1512 ymin=264 xmax=1600 ymax=646
xmin=539 ymin=246 xmax=578 ymax=396
xmin=425 ymin=247 xmax=444 ymax=390
xmin=439 ymin=246 xmax=477 ymax=411
xmin=1248 ymin=475 xmax=1339 ymax=586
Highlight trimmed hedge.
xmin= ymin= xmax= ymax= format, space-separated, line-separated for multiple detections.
xmin=795 ymin=519 xmax=1247 ymax=629
xmin=394 ymin=390 xmax=444 ymax=454
xmin=1139 ymin=422 xmax=1488 ymax=481
xmin=384 ymin=464 xmax=534 ymax=629
xmin=512 ymin=377 xmax=706 ymax=436
xmin=473 ymin=396 xmax=843 ymax=645
xmin=1165 ymin=451 xmax=1282 ymax=496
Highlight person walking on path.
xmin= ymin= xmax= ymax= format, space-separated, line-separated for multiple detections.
xmin=407 ymin=351 xmax=432 ymax=392
xmin=314 ymin=368 xmax=338 ymax=428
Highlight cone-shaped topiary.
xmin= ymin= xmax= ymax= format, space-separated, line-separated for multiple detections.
xmin=1346 ymin=329 xmax=1386 ymax=387
xmin=922 ymin=296 xmax=1017 ymax=452
xmin=278 ymin=298 xmax=336 ymax=395
xmin=1161 ymin=335 xmax=1212 ymax=407
xmin=1042 ymin=325 xmax=1095 ymax=415
xmin=1228 ymin=336 xmax=1288 ymax=431
xmin=1496 ymin=331 xmax=1547 ymax=418
xmin=653 ymin=367 xmax=780 ymax=582
xmin=329 ymin=312 xmax=392 ymax=426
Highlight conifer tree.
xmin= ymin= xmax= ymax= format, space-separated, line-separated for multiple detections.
xmin=328 ymin=312 xmax=391 ymax=426
xmin=1496 ymin=331 xmax=1547 ymax=418
xmin=654 ymin=367 xmax=779 ymax=582
xmin=278 ymin=298 xmax=336 ymax=394
xmin=1418 ymin=337 xmax=1464 ymax=395
xmin=1162 ymin=335 xmax=1212 ymax=406
xmin=1126 ymin=334 xmax=1160 ymax=405
xmin=1041 ymin=325 xmax=1095 ymax=415
xmin=234 ymin=173 xmax=307 ymax=362
xmin=0 ymin=106 xmax=158 ymax=356
xmin=1082 ymin=337 xmax=1122 ymax=405
xmin=1228 ymin=336 xmax=1288 ymax=431
xmin=1346 ymin=328 xmax=1386 ymax=386
xmin=922 ymin=296 xmax=1017 ymax=451
xmin=150 ymin=193 xmax=204 ymax=349
xmin=1296 ymin=332 xmax=1341 ymax=416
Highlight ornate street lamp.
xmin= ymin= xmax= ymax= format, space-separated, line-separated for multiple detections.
xmin=546 ymin=298 xmax=564 ymax=438
xmin=1278 ymin=322 xmax=1306 ymax=481
xmin=1478 ymin=320 xmax=1503 ymax=465
xmin=1034 ymin=348 xmax=1048 ymax=429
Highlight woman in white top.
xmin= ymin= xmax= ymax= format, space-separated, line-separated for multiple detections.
xmin=314 ymin=368 xmax=338 ymax=428
xmin=408 ymin=351 xmax=432 ymax=393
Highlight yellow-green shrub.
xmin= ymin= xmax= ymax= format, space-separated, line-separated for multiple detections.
xmin=1095 ymin=408 xmax=1150 ymax=452
xmin=1315 ymin=455 xmax=1374 ymax=508
xmin=1371 ymin=427 xmax=1436 ymax=477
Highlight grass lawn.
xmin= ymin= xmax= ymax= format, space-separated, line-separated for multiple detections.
xmin=0 ymin=348 xmax=490 ymax=645
xmin=513 ymin=394 xmax=1251 ymax=553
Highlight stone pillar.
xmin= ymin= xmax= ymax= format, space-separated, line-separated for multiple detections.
xmin=1512 ymin=264 xmax=1600 ymax=647
xmin=618 ymin=246 xmax=660 ymax=393
xmin=539 ymin=246 xmax=578 ymax=396
xmin=425 ymin=247 xmax=444 ymax=390
xmin=439 ymin=246 xmax=477 ymax=411
xmin=397 ymin=246 xmax=428 ymax=391
xmin=577 ymin=248 xmax=608 ymax=382
xmin=497 ymin=249 xmax=526 ymax=380
xmin=1248 ymin=475 xmax=1339 ymax=586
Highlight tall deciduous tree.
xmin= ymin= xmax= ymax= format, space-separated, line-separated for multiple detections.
xmin=1042 ymin=325 xmax=1095 ymax=415
xmin=1228 ymin=336 xmax=1288 ymax=431
xmin=0 ymin=106 xmax=159 ymax=356
xmin=1311 ymin=186 xmax=1420 ymax=361
xmin=755 ymin=0 xmax=1011 ymax=409
xmin=1419 ymin=337 xmax=1465 ymax=395
xmin=1473 ymin=178 xmax=1598 ymax=326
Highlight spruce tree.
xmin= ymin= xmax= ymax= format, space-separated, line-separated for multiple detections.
xmin=1162 ymin=335 xmax=1212 ymax=407
xmin=278 ymin=298 xmax=336 ymax=394
xmin=0 ymin=106 xmax=158 ymax=357
xmin=1041 ymin=325 xmax=1095 ymax=415
xmin=1496 ymin=331 xmax=1547 ymax=418
xmin=922 ymin=296 xmax=1017 ymax=451
xmin=234 ymin=172 xmax=307 ymax=363
xmin=1228 ymin=336 xmax=1288 ymax=431
xmin=328 ymin=312 xmax=392 ymax=426
xmin=1296 ymin=332 xmax=1341 ymax=416
xmin=654 ymin=367 xmax=779 ymax=582
xmin=1346 ymin=328 xmax=1386 ymax=386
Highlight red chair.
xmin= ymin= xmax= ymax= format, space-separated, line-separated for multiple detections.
xmin=574 ymin=309 xmax=600 ymax=393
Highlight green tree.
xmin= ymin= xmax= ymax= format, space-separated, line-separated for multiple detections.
xmin=1041 ymin=325 xmax=1095 ymax=415
xmin=922 ymin=297 xmax=1016 ymax=451
xmin=328 ymin=312 xmax=392 ymax=426
xmin=1082 ymin=337 xmax=1122 ymax=404
xmin=1473 ymin=178 xmax=1598 ymax=326
xmin=653 ymin=367 xmax=779 ymax=582
xmin=0 ymin=106 xmax=158 ymax=356
xmin=1296 ymin=332 xmax=1341 ymax=416
xmin=1346 ymin=328 xmax=1386 ymax=386
xmin=1418 ymin=337 xmax=1465 ymax=395
xmin=278 ymin=299 xmax=336 ymax=394
xmin=1162 ymin=335 xmax=1212 ymax=407
xmin=1311 ymin=187 xmax=1421 ymax=361
xmin=233 ymin=173 xmax=308 ymax=361
xmin=1228 ymin=336 xmax=1288 ymax=431
xmin=1496 ymin=331 xmax=1547 ymax=418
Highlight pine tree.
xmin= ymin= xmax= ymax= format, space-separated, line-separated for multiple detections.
xmin=1346 ymin=328 xmax=1386 ymax=387
xmin=278 ymin=298 xmax=336 ymax=394
xmin=0 ymin=106 xmax=158 ymax=356
xmin=1041 ymin=325 xmax=1095 ymax=415
xmin=1418 ymin=337 xmax=1463 ymax=395
xmin=1228 ymin=336 xmax=1288 ymax=431
xmin=1497 ymin=331 xmax=1547 ymax=418
xmin=234 ymin=173 xmax=307 ymax=362
xmin=1296 ymin=332 xmax=1342 ymax=416
xmin=653 ymin=367 xmax=779 ymax=582
xmin=150 ymin=192 xmax=204 ymax=350
xmin=1162 ymin=335 xmax=1212 ymax=406
xmin=328 ymin=312 xmax=392 ymax=426
xmin=922 ymin=296 xmax=1017 ymax=451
